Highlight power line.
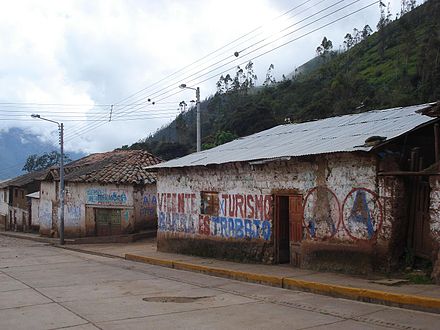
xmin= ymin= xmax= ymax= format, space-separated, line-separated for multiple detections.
xmin=63 ymin=0 xmax=329 ymax=138
xmin=65 ymin=0 xmax=358 ymax=139
xmin=109 ymin=0 xmax=347 ymax=115
xmin=100 ymin=0 xmax=367 ymax=122
xmin=110 ymin=0 xmax=319 ymax=107
xmin=65 ymin=0 xmax=378 ymax=141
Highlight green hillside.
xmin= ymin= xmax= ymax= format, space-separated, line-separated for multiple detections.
xmin=127 ymin=0 xmax=440 ymax=160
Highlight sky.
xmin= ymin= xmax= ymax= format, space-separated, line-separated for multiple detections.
xmin=0 ymin=0 xmax=419 ymax=155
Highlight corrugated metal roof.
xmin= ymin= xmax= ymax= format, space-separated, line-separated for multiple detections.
xmin=151 ymin=103 xmax=439 ymax=169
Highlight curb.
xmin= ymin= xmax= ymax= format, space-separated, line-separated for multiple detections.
xmin=0 ymin=231 xmax=60 ymax=244
xmin=0 ymin=231 xmax=154 ymax=245
xmin=282 ymin=278 xmax=440 ymax=314
xmin=124 ymin=253 xmax=440 ymax=314
xmin=57 ymin=246 xmax=124 ymax=260
xmin=126 ymin=254 xmax=174 ymax=268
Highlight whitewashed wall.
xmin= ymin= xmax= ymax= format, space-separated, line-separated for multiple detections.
xmin=0 ymin=189 xmax=8 ymax=216
xmin=156 ymin=153 xmax=384 ymax=243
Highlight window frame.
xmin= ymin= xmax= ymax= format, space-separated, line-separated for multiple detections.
xmin=200 ymin=191 xmax=219 ymax=216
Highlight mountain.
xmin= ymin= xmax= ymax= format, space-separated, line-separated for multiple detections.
xmin=0 ymin=127 xmax=85 ymax=180
xmin=127 ymin=0 xmax=440 ymax=160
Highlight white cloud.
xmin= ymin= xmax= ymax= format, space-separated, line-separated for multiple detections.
xmin=0 ymin=0 xmax=420 ymax=154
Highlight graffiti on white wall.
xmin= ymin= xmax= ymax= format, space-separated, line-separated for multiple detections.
xmin=65 ymin=202 xmax=81 ymax=226
xmin=342 ymin=188 xmax=383 ymax=240
xmin=140 ymin=193 xmax=157 ymax=218
xmin=39 ymin=199 xmax=52 ymax=228
xmin=86 ymin=188 xmax=128 ymax=205
xmin=303 ymin=186 xmax=340 ymax=239
xmin=157 ymin=192 xmax=272 ymax=241
xmin=303 ymin=186 xmax=383 ymax=241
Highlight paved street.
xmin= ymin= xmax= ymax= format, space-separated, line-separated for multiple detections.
xmin=1 ymin=236 xmax=440 ymax=330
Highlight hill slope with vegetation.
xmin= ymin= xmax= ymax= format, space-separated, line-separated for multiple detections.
xmin=126 ymin=0 xmax=440 ymax=160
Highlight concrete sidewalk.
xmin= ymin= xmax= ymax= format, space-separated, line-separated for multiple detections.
xmin=0 ymin=230 xmax=155 ymax=244
xmin=3 ymin=231 xmax=440 ymax=314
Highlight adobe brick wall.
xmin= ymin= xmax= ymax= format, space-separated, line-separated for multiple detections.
xmin=429 ymin=176 xmax=440 ymax=283
xmin=156 ymin=152 xmax=402 ymax=273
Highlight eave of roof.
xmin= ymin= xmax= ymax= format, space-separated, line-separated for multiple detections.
xmin=43 ymin=150 xmax=162 ymax=185
xmin=150 ymin=102 xmax=439 ymax=169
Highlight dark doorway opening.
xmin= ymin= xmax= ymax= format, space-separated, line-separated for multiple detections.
xmin=275 ymin=194 xmax=304 ymax=265
xmin=277 ymin=196 xmax=290 ymax=263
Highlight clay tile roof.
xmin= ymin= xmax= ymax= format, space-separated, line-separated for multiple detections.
xmin=0 ymin=169 xmax=48 ymax=188
xmin=48 ymin=150 xmax=162 ymax=185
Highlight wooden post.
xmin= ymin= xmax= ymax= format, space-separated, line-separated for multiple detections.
xmin=410 ymin=148 xmax=419 ymax=171
xmin=434 ymin=123 xmax=440 ymax=167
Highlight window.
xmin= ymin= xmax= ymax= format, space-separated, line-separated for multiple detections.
xmin=200 ymin=192 xmax=219 ymax=216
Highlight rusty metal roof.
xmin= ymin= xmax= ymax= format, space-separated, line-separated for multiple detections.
xmin=151 ymin=103 xmax=439 ymax=169
xmin=46 ymin=150 xmax=162 ymax=185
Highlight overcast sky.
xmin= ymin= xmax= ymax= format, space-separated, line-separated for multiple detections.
xmin=0 ymin=0 xmax=418 ymax=154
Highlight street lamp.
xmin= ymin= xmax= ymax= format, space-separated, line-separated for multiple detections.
xmin=179 ymin=84 xmax=201 ymax=152
xmin=31 ymin=114 xmax=65 ymax=245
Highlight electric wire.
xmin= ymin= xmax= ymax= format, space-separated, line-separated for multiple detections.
xmin=66 ymin=0 xmax=377 ymax=140
xmin=66 ymin=0 xmax=373 ymax=140
xmin=63 ymin=0 xmax=342 ymax=138
xmin=0 ymin=0 xmax=377 ymax=142
xmin=64 ymin=0 xmax=364 ymax=139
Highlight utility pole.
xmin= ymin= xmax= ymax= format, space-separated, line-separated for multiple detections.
xmin=31 ymin=114 xmax=65 ymax=245
xmin=59 ymin=123 xmax=65 ymax=245
xmin=179 ymin=84 xmax=201 ymax=152
xmin=196 ymin=87 xmax=201 ymax=152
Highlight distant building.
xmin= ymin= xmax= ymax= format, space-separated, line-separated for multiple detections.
xmin=151 ymin=102 xmax=440 ymax=281
xmin=0 ymin=171 xmax=44 ymax=232
xmin=38 ymin=150 xmax=162 ymax=238
xmin=26 ymin=191 xmax=40 ymax=231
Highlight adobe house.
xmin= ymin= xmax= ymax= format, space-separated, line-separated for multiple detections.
xmin=26 ymin=191 xmax=40 ymax=231
xmin=151 ymin=102 xmax=440 ymax=281
xmin=39 ymin=150 xmax=162 ymax=238
xmin=0 ymin=171 xmax=44 ymax=232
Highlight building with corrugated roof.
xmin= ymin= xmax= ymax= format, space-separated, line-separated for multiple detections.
xmin=38 ymin=149 xmax=162 ymax=238
xmin=150 ymin=102 xmax=440 ymax=280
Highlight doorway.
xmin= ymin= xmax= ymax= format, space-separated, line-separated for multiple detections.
xmin=408 ymin=176 xmax=432 ymax=259
xmin=277 ymin=196 xmax=290 ymax=263
xmin=275 ymin=194 xmax=303 ymax=265
xmin=95 ymin=208 xmax=122 ymax=236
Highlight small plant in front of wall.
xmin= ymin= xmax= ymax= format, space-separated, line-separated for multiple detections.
xmin=404 ymin=254 xmax=433 ymax=285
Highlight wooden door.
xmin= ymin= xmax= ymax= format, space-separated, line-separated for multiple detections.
xmin=289 ymin=195 xmax=303 ymax=267
xmin=411 ymin=179 xmax=432 ymax=259
xmin=289 ymin=195 xmax=303 ymax=242
xmin=95 ymin=209 xmax=121 ymax=236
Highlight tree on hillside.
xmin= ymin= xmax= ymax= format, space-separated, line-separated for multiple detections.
xmin=377 ymin=1 xmax=392 ymax=57
xmin=316 ymin=37 xmax=333 ymax=57
xmin=401 ymin=0 xmax=416 ymax=15
xmin=22 ymin=151 xmax=71 ymax=173
xmin=232 ymin=66 xmax=245 ymax=91
xmin=377 ymin=1 xmax=392 ymax=31
xmin=344 ymin=25 xmax=372 ymax=51
xmin=362 ymin=25 xmax=373 ymax=39
xmin=202 ymin=130 xmax=238 ymax=150
xmin=244 ymin=61 xmax=258 ymax=89
xmin=344 ymin=33 xmax=354 ymax=50
xmin=263 ymin=64 xmax=276 ymax=86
